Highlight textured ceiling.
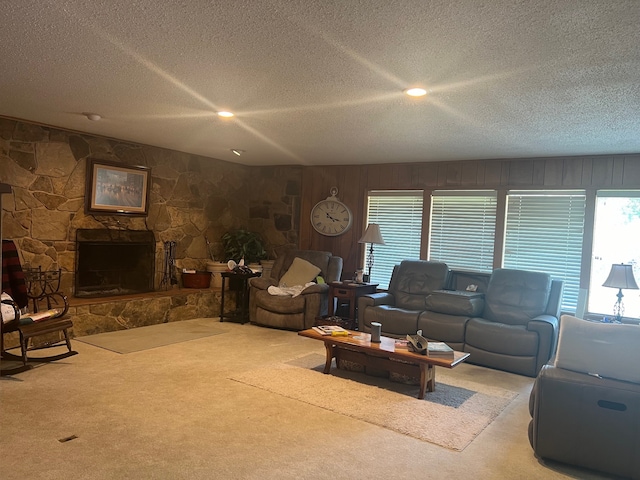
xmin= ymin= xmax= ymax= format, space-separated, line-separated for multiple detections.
xmin=1 ymin=0 xmax=639 ymax=166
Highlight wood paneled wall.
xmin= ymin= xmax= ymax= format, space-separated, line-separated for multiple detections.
xmin=300 ymin=154 xmax=640 ymax=279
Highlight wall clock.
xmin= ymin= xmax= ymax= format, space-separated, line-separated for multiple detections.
xmin=310 ymin=187 xmax=353 ymax=236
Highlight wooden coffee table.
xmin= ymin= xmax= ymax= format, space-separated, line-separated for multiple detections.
xmin=298 ymin=329 xmax=470 ymax=399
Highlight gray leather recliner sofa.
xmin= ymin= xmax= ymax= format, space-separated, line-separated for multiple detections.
xmin=462 ymin=268 xmax=563 ymax=376
xmin=359 ymin=264 xmax=563 ymax=377
xmin=357 ymin=260 xmax=450 ymax=337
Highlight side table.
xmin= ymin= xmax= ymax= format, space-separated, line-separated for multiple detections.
xmin=220 ymin=271 xmax=261 ymax=324
xmin=328 ymin=281 xmax=378 ymax=330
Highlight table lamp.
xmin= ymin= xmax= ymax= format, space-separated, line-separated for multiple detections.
xmin=602 ymin=263 xmax=639 ymax=322
xmin=358 ymin=223 xmax=386 ymax=283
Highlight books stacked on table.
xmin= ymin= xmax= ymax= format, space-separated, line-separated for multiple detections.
xmin=312 ymin=325 xmax=349 ymax=336
xmin=427 ymin=341 xmax=455 ymax=358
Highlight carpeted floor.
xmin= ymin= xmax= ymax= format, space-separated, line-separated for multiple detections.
xmin=1 ymin=322 xmax=612 ymax=479
xmin=231 ymin=353 xmax=517 ymax=451
xmin=74 ymin=318 xmax=226 ymax=353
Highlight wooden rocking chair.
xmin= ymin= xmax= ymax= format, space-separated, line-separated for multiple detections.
xmin=1 ymin=241 xmax=77 ymax=376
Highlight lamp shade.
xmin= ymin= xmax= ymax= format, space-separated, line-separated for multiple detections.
xmin=603 ymin=264 xmax=639 ymax=290
xmin=358 ymin=223 xmax=386 ymax=245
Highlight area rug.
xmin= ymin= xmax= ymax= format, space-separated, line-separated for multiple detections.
xmin=230 ymin=353 xmax=517 ymax=451
xmin=75 ymin=318 xmax=226 ymax=354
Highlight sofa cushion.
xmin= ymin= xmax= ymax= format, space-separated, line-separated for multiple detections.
xmin=253 ymin=289 xmax=306 ymax=313
xmin=483 ymin=269 xmax=551 ymax=326
xmin=554 ymin=314 xmax=640 ymax=384
xmin=425 ymin=290 xmax=484 ymax=316
xmin=362 ymin=305 xmax=420 ymax=336
xmin=417 ymin=310 xmax=469 ymax=344
xmin=278 ymin=257 xmax=321 ymax=287
xmin=391 ymin=260 xmax=449 ymax=310
xmin=465 ymin=318 xmax=539 ymax=356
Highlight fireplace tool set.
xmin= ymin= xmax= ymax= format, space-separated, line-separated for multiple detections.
xmin=160 ymin=241 xmax=177 ymax=290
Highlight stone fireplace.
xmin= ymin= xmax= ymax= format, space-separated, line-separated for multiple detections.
xmin=75 ymin=229 xmax=155 ymax=298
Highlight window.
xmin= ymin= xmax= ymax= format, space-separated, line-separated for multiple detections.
xmin=588 ymin=191 xmax=640 ymax=319
xmin=503 ymin=190 xmax=586 ymax=313
xmin=365 ymin=191 xmax=423 ymax=289
xmin=428 ymin=191 xmax=497 ymax=272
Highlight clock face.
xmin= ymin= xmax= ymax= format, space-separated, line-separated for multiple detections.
xmin=311 ymin=199 xmax=353 ymax=236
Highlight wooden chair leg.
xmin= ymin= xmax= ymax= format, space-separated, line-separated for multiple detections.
xmin=19 ymin=330 xmax=28 ymax=365
xmin=63 ymin=328 xmax=72 ymax=352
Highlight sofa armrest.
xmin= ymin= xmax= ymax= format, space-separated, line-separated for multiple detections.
xmin=359 ymin=292 xmax=395 ymax=307
xmin=249 ymin=277 xmax=277 ymax=290
xmin=527 ymin=314 xmax=559 ymax=373
xmin=299 ymin=283 xmax=329 ymax=295
xmin=357 ymin=292 xmax=396 ymax=332
xmin=528 ymin=314 xmax=558 ymax=330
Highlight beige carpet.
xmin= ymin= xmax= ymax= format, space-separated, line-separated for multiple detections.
xmin=75 ymin=318 xmax=226 ymax=353
xmin=231 ymin=353 xmax=518 ymax=451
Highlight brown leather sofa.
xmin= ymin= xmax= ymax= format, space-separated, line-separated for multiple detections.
xmin=359 ymin=265 xmax=563 ymax=376
xmin=248 ymin=249 xmax=343 ymax=331
xmin=529 ymin=315 xmax=640 ymax=478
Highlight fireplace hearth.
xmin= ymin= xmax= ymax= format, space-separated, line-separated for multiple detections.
xmin=75 ymin=229 xmax=155 ymax=298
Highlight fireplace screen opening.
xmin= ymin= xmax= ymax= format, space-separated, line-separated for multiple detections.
xmin=75 ymin=229 xmax=155 ymax=298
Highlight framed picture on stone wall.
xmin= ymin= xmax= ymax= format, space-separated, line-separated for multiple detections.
xmin=85 ymin=159 xmax=151 ymax=216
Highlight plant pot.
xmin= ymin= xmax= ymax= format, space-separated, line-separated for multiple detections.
xmin=182 ymin=271 xmax=212 ymax=289
xmin=206 ymin=261 xmax=229 ymax=290
xmin=260 ymin=260 xmax=275 ymax=280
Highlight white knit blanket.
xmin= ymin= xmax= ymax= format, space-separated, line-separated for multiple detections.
xmin=267 ymin=282 xmax=314 ymax=298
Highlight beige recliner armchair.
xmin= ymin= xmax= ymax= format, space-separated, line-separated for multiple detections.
xmin=249 ymin=249 xmax=343 ymax=331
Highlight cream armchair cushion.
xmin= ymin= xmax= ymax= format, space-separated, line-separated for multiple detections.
xmin=278 ymin=257 xmax=321 ymax=287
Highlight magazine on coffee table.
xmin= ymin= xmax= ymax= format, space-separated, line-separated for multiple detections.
xmin=312 ymin=325 xmax=348 ymax=335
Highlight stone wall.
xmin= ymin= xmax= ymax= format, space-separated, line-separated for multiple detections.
xmin=0 ymin=117 xmax=302 ymax=298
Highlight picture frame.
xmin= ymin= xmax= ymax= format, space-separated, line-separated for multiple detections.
xmin=85 ymin=159 xmax=151 ymax=216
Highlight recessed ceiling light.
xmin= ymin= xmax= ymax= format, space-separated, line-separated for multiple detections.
xmin=231 ymin=149 xmax=245 ymax=156
xmin=404 ymin=87 xmax=428 ymax=97
xmin=83 ymin=112 xmax=102 ymax=121
xmin=217 ymin=111 xmax=234 ymax=118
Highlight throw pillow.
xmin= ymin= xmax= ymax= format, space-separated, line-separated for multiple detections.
xmin=279 ymin=257 xmax=321 ymax=287
xmin=555 ymin=314 xmax=640 ymax=384
xmin=1 ymin=292 xmax=19 ymax=323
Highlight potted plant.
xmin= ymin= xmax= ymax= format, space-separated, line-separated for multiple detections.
xmin=221 ymin=229 xmax=267 ymax=265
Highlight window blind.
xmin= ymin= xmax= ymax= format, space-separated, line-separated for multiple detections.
xmin=366 ymin=191 xmax=424 ymax=289
xmin=503 ymin=190 xmax=586 ymax=313
xmin=429 ymin=191 xmax=497 ymax=272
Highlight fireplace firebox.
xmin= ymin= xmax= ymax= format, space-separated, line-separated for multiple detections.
xmin=75 ymin=229 xmax=155 ymax=298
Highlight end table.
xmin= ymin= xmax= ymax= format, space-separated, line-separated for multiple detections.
xmin=220 ymin=271 xmax=261 ymax=324
xmin=328 ymin=281 xmax=378 ymax=330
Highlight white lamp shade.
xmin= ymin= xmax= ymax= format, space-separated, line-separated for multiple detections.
xmin=358 ymin=223 xmax=386 ymax=245
xmin=603 ymin=263 xmax=639 ymax=290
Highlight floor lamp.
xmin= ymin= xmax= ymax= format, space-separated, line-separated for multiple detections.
xmin=358 ymin=223 xmax=386 ymax=283
xmin=602 ymin=263 xmax=639 ymax=322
